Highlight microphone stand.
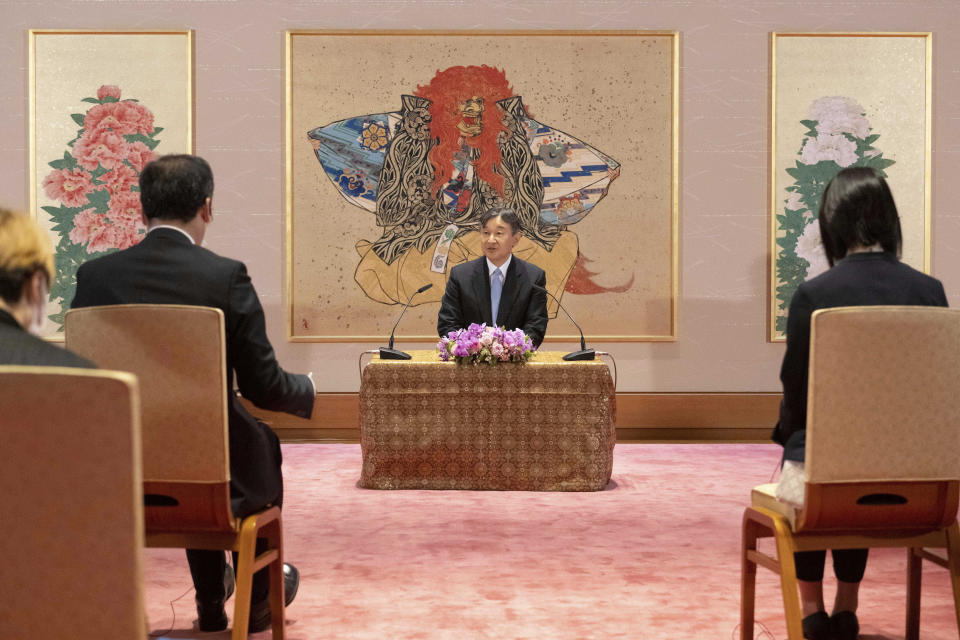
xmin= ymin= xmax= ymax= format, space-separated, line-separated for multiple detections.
xmin=532 ymin=283 xmax=595 ymax=361
xmin=379 ymin=283 xmax=433 ymax=360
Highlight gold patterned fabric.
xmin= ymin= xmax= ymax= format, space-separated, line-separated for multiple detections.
xmin=359 ymin=350 xmax=616 ymax=490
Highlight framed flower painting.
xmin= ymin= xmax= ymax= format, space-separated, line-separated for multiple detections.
xmin=769 ymin=32 xmax=932 ymax=341
xmin=286 ymin=30 xmax=678 ymax=342
xmin=29 ymin=30 xmax=194 ymax=338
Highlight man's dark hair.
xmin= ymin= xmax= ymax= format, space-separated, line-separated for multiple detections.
xmin=818 ymin=167 xmax=902 ymax=267
xmin=139 ymin=154 xmax=214 ymax=222
xmin=480 ymin=206 xmax=522 ymax=234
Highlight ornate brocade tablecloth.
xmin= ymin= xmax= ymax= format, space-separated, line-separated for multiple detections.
xmin=359 ymin=350 xmax=616 ymax=491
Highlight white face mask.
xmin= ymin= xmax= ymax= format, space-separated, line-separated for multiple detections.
xmin=28 ymin=301 xmax=45 ymax=335
xmin=27 ymin=277 xmax=48 ymax=336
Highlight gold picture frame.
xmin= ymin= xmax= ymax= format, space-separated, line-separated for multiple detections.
xmin=769 ymin=32 xmax=932 ymax=341
xmin=285 ymin=30 xmax=679 ymax=343
xmin=29 ymin=29 xmax=195 ymax=339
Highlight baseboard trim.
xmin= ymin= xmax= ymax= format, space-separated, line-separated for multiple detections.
xmin=242 ymin=392 xmax=781 ymax=443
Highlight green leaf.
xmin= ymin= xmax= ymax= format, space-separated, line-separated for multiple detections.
xmin=41 ymin=204 xmax=83 ymax=226
xmin=864 ymin=134 xmax=879 ymax=145
xmin=125 ymin=132 xmax=162 ymax=150
xmin=102 ymin=96 xmax=119 ymax=103
xmin=81 ymin=97 xmax=101 ymax=104
xmin=151 ymin=127 xmax=164 ymax=135
xmin=87 ymin=188 xmax=111 ymax=213
xmin=71 ymin=113 xmax=86 ymax=126
xmin=48 ymin=151 xmax=78 ymax=171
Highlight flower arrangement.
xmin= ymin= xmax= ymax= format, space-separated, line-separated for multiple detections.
xmin=775 ymin=96 xmax=895 ymax=333
xmin=437 ymin=323 xmax=535 ymax=364
xmin=40 ymin=85 xmax=162 ymax=330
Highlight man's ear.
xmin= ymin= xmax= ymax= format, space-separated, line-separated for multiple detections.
xmin=200 ymin=197 xmax=213 ymax=223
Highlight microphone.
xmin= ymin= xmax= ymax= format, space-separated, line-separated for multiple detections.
xmin=531 ymin=283 xmax=595 ymax=361
xmin=380 ymin=283 xmax=433 ymax=360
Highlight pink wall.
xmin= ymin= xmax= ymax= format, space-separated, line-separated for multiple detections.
xmin=3 ymin=1 xmax=958 ymax=392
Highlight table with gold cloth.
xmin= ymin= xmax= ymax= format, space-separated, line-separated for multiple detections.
xmin=359 ymin=351 xmax=616 ymax=491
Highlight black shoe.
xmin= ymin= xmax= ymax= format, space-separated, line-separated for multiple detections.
xmin=801 ymin=611 xmax=830 ymax=640
xmin=224 ymin=563 xmax=236 ymax=601
xmin=830 ymin=610 xmax=859 ymax=640
xmin=196 ymin=563 xmax=237 ymax=632
xmin=283 ymin=563 xmax=299 ymax=606
xmin=248 ymin=563 xmax=300 ymax=633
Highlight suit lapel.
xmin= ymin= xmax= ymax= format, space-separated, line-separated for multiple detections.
xmin=470 ymin=258 xmax=493 ymax=325
xmin=497 ymin=258 xmax=524 ymax=327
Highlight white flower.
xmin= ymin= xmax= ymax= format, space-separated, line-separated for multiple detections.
xmin=810 ymin=96 xmax=871 ymax=139
xmin=784 ymin=191 xmax=805 ymax=211
xmin=479 ymin=332 xmax=494 ymax=347
xmin=801 ymin=133 xmax=858 ymax=168
xmin=795 ymin=221 xmax=830 ymax=279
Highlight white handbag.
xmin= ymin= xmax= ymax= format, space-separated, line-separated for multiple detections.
xmin=775 ymin=460 xmax=806 ymax=508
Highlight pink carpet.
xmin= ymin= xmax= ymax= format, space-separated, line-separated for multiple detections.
xmin=145 ymin=444 xmax=958 ymax=639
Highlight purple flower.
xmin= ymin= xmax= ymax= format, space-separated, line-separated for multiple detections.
xmin=437 ymin=323 xmax=535 ymax=365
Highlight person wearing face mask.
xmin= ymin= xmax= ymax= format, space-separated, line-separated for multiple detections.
xmin=0 ymin=208 xmax=92 ymax=367
xmin=771 ymin=167 xmax=948 ymax=640
xmin=71 ymin=155 xmax=311 ymax=634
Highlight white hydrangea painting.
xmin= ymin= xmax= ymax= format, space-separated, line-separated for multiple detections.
xmin=774 ymin=96 xmax=895 ymax=334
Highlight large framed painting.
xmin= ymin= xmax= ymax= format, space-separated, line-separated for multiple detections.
xmin=286 ymin=30 xmax=678 ymax=342
xmin=29 ymin=29 xmax=194 ymax=338
xmin=769 ymin=32 xmax=932 ymax=341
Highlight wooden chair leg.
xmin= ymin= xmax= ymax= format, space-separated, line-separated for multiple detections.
xmin=741 ymin=510 xmax=762 ymax=640
xmin=771 ymin=518 xmax=804 ymax=640
xmin=265 ymin=516 xmax=286 ymax=640
xmin=232 ymin=520 xmax=259 ymax=640
xmin=906 ymin=547 xmax=922 ymax=640
xmin=947 ymin=522 xmax=960 ymax=638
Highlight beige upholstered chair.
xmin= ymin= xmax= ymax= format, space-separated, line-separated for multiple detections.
xmin=741 ymin=306 xmax=960 ymax=640
xmin=0 ymin=366 xmax=145 ymax=640
xmin=65 ymin=305 xmax=286 ymax=640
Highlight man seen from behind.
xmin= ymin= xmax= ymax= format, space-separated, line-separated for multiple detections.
xmin=71 ymin=154 xmax=313 ymax=633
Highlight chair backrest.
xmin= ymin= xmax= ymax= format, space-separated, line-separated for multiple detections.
xmin=801 ymin=306 xmax=960 ymax=530
xmin=65 ymin=305 xmax=235 ymax=532
xmin=0 ymin=366 xmax=145 ymax=640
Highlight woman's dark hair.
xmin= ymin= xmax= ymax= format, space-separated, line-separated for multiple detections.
xmin=138 ymin=154 xmax=214 ymax=222
xmin=818 ymin=167 xmax=902 ymax=267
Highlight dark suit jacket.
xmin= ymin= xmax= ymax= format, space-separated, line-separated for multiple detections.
xmin=0 ymin=309 xmax=94 ymax=368
xmin=71 ymin=228 xmax=314 ymax=517
xmin=437 ymin=256 xmax=548 ymax=347
xmin=773 ymin=252 xmax=948 ymax=462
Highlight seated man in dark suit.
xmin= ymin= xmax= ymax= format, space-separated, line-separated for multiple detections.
xmin=438 ymin=206 xmax=548 ymax=346
xmin=0 ymin=208 xmax=92 ymax=368
xmin=71 ymin=155 xmax=314 ymax=633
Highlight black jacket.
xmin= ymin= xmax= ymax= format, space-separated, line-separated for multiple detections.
xmin=0 ymin=309 xmax=94 ymax=368
xmin=773 ymin=252 xmax=948 ymax=462
xmin=437 ymin=255 xmax=548 ymax=347
xmin=72 ymin=227 xmax=314 ymax=516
